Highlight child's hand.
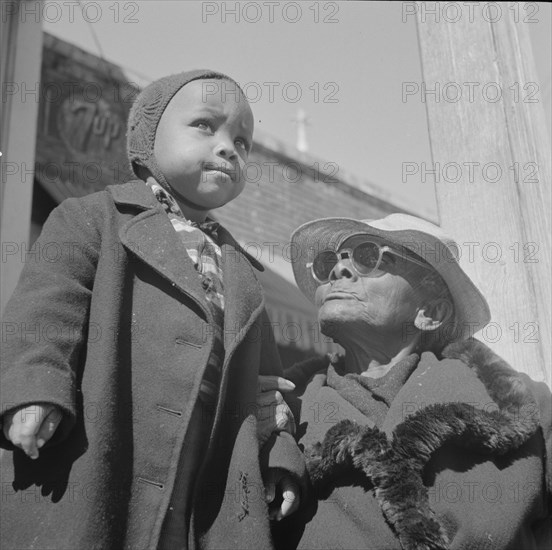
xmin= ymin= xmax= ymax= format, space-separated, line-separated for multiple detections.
xmin=2 ymin=403 xmax=62 ymax=459
xmin=256 ymin=375 xmax=296 ymax=446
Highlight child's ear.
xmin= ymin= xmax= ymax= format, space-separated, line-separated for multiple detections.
xmin=414 ymin=298 xmax=454 ymax=332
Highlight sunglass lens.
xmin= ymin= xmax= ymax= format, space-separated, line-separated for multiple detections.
xmin=312 ymin=251 xmax=338 ymax=282
xmin=352 ymin=242 xmax=380 ymax=274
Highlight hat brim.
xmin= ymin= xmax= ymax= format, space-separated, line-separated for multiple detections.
xmin=291 ymin=217 xmax=491 ymax=341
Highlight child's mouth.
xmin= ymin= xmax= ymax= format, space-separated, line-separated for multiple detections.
xmin=203 ymin=163 xmax=237 ymax=182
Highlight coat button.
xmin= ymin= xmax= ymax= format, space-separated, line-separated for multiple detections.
xmin=137 ymin=476 xmax=165 ymax=490
xmin=156 ymin=404 xmax=183 ymax=417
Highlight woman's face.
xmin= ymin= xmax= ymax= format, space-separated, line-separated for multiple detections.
xmin=314 ymin=235 xmax=429 ymax=339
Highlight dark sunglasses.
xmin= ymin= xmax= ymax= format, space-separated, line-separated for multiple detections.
xmin=307 ymin=240 xmax=431 ymax=284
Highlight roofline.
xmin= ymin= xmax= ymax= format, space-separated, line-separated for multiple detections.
xmin=252 ymin=128 xmax=438 ymax=223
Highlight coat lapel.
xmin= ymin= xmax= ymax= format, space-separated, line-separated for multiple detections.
xmin=217 ymin=227 xmax=265 ymax=360
xmin=381 ymin=351 xmax=490 ymax=437
xmin=109 ymin=181 xmax=210 ymax=317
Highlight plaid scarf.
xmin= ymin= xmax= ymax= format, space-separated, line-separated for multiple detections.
xmin=147 ymin=180 xmax=224 ymax=400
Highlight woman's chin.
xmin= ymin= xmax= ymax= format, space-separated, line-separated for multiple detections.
xmin=318 ymin=309 xmax=350 ymax=339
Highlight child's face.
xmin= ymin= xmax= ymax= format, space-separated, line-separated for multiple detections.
xmin=154 ymin=79 xmax=254 ymax=210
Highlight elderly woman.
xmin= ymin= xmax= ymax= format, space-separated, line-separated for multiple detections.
xmin=273 ymin=214 xmax=551 ymax=550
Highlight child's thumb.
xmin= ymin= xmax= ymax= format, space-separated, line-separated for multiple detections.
xmin=36 ymin=406 xmax=63 ymax=448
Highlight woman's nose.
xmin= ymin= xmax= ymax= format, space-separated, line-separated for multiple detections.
xmin=329 ymin=259 xmax=357 ymax=282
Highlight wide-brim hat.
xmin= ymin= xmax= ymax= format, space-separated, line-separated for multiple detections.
xmin=290 ymin=213 xmax=491 ymax=341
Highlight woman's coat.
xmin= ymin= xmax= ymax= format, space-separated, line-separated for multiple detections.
xmin=276 ymin=340 xmax=551 ymax=550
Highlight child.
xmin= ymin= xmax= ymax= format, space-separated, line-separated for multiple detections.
xmin=0 ymin=70 xmax=305 ymax=549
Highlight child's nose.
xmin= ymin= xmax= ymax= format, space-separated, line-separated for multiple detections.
xmin=214 ymin=139 xmax=237 ymax=160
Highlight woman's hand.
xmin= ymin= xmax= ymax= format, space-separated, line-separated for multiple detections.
xmin=256 ymin=375 xmax=296 ymax=446
xmin=256 ymin=376 xmax=300 ymax=519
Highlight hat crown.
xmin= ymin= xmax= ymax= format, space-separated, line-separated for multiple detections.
xmin=365 ymin=213 xmax=460 ymax=262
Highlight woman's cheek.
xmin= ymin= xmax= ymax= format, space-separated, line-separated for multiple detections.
xmin=314 ymin=285 xmax=329 ymax=308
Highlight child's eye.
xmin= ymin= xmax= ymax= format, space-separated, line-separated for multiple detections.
xmin=194 ymin=120 xmax=212 ymax=131
xmin=235 ymin=137 xmax=250 ymax=151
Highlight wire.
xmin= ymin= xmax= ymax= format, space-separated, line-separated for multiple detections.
xmin=75 ymin=0 xmax=153 ymax=86
xmin=77 ymin=0 xmax=106 ymax=60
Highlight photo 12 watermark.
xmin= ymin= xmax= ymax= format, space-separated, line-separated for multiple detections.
xmin=1 ymin=1 xmax=140 ymax=24
xmin=1 ymin=81 xmax=139 ymax=105
xmin=402 ymin=319 xmax=540 ymax=347
xmin=426 ymin=480 xmax=542 ymax=505
xmin=201 ymin=1 xmax=340 ymax=24
xmin=1 ymin=161 xmax=130 ymax=187
xmin=402 ymin=161 xmax=540 ymax=185
xmin=402 ymin=81 xmax=539 ymax=104
xmin=201 ymin=79 xmax=340 ymax=104
xmin=402 ymin=2 xmax=540 ymax=24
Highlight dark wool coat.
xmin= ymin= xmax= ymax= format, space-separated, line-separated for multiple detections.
xmin=274 ymin=340 xmax=551 ymax=550
xmin=0 ymin=181 xmax=306 ymax=550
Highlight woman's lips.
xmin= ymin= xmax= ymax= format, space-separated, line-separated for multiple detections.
xmin=324 ymin=290 xmax=358 ymax=302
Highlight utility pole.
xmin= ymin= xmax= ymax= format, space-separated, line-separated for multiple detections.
xmin=1 ymin=0 xmax=44 ymax=316
xmin=416 ymin=2 xmax=551 ymax=386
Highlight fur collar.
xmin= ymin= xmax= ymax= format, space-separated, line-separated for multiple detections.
xmin=304 ymin=338 xmax=541 ymax=550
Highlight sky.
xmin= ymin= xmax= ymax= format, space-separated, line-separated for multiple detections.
xmin=41 ymin=1 xmax=552 ymax=220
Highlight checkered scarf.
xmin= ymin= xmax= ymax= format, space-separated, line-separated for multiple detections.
xmin=147 ymin=180 xmax=224 ymax=399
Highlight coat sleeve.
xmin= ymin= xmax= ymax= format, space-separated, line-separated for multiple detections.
xmin=284 ymin=356 xmax=329 ymax=394
xmin=0 ymin=196 xmax=101 ymax=449
xmin=256 ymin=309 xmax=308 ymax=499
xmin=521 ymin=374 xmax=552 ymax=496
